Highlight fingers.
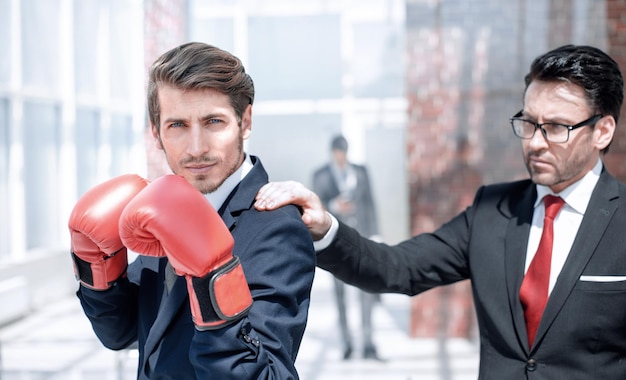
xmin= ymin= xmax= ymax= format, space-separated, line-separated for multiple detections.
xmin=255 ymin=181 xmax=302 ymax=210
xmin=303 ymin=210 xmax=327 ymax=241
xmin=256 ymin=181 xmax=333 ymax=241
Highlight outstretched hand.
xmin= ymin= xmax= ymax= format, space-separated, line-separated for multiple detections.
xmin=255 ymin=181 xmax=331 ymax=241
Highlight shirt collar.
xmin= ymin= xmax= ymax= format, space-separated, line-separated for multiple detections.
xmin=534 ymin=158 xmax=602 ymax=214
xmin=204 ymin=154 xmax=253 ymax=211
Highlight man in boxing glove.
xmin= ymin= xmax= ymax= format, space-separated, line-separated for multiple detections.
xmin=73 ymin=42 xmax=315 ymax=379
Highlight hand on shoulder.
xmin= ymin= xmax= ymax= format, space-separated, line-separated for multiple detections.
xmin=255 ymin=181 xmax=331 ymax=240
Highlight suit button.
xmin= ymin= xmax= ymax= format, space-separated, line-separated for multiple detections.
xmin=526 ymin=358 xmax=537 ymax=371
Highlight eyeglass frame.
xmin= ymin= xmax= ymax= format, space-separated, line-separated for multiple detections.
xmin=509 ymin=110 xmax=603 ymax=143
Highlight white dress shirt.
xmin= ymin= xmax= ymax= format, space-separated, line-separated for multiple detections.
xmin=526 ymin=158 xmax=601 ymax=294
xmin=204 ymin=153 xmax=253 ymax=210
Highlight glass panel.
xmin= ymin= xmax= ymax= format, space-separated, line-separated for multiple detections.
xmin=191 ymin=17 xmax=234 ymax=52
xmin=0 ymin=0 xmax=11 ymax=85
xmin=23 ymin=101 xmax=60 ymax=249
xmin=353 ymin=22 xmax=405 ymax=98
xmin=109 ymin=113 xmax=133 ymax=177
xmin=74 ymin=0 xmax=102 ymax=96
xmin=109 ymin=0 xmax=134 ymax=101
xmin=248 ymin=15 xmax=342 ymax=100
xmin=75 ymin=108 xmax=100 ymax=196
xmin=21 ymin=0 xmax=61 ymax=91
xmin=247 ymin=113 xmax=341 ymax=186
xmin=0 ymin=98 xmax=9 ymax=258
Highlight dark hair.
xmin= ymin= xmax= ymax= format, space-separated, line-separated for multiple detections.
xmin=524 ymin=45 xmax=623 ymax=152
xmin=331 ymin=135 xmax=348 ymax=152
xmin=147 ymin=42 xmax=255 ymax=131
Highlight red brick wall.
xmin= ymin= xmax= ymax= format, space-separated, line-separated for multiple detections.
xmin=605 ymin=0 xmax=626 ymax=181
xmin=143 ymin=0 xmax=188 ymax=180
xmin=405 ymin=0 xmax=626 ymax=338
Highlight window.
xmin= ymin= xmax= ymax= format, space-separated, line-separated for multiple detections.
xmin=0 ymin=0 xmax=11 ymax=85
xmin=0 ymin=98 xmax=9 ymax=258
xmin=248 ymin=15 xmax=343 ymax=100
xmin=23 ymin=101 xmax=61 ymax=249
xmin=75 ymin=108 xmax=100 ymax=197
xmin=74 ymin=0 xmax=103 ymax=97
xmin=22 ymin=0 xmax=61 ymax=92
xmin=109 ymin=113 xmax=134 ymax=177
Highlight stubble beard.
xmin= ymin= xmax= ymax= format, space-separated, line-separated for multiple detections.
xmin=170 ymin=138 xmax=245 ymax=195
xmin=526 ymin=146 xmax=590 ymax=190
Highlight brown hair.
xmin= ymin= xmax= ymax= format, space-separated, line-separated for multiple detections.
xmin=147 ymin=42 xmax=254 ymax=131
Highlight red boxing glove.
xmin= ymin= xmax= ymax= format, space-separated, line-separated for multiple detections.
xmin=68 ymin=174 xmax=149 ymax=290
xmin=119 ymin=175 xmax=253 ymax=330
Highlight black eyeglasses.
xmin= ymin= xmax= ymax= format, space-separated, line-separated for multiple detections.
xmin=510 ymin=110 xmax=603 ymax=143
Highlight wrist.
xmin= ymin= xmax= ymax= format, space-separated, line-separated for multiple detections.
xmin=312 ymin=212 xmax=338 ymax=251
xmin=72 ymin=247 xmax=128 ymax=290
xmin=186 ymin=256 xmax=252 ymax=330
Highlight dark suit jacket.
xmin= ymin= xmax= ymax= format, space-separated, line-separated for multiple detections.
xmin=317 ymin=168 xmax=626 ymax=379
xmin=77 ymin=156 xmax=316 ymax=379
xmin=312 ymin=163 xmax=378 ymax=237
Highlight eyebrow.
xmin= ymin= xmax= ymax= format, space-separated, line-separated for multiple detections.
xmin=162 ymin=117 xmax=187 ymax=125
xmin=199 ymin=113 xmax=228 ymax=122
xmin=521 ymin=112 xmax=575 ymax=124
xmin=162 ymin=112 xmax=229 ymax=125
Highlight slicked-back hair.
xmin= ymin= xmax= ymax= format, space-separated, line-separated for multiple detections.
xmin=147 ymin=42 xmax=255 ymax=131
xmin=524 ymin=45 xmax=624 ymax=153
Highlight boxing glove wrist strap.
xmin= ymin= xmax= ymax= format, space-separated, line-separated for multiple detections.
xmin=71 ymin=247 xmax=127 ymax=290
xmin=188 ymin=256 xmax=253 ymax=330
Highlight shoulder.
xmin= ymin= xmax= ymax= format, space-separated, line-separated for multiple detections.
xmin=232 ymin=204 xmax=315 ymax=266
xmin=313 ymin=164 xmax=332 ymax=176
xmin=472 ymin=179 xmax=534 ymax=209
xmin=235 ymin=202 xmax=309 ymax=238
xmin=252 ymin=202 xmax=303 ymax=221
xmin=481 ymin=179 xmax=533 ymax=195
xmin=594 ymin=168 xmax=626 ymax=205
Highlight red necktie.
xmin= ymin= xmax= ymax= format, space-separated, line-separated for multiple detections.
xmin=519 ymin=195 xmax=565 ymax=347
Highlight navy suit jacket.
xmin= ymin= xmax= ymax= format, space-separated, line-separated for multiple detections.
xmin=317 ymin=168 xmax=626 ymax=379
xmin=78 ymin=156 xmax=316 ymax=379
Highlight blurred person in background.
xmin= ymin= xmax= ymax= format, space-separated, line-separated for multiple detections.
xmin=256 ymin=44 xmax=626 ymax=379
xmin=68 ymin=42 xmax=315 ymax=379
xmin=312 ymin=134 xmax=382 ymax=360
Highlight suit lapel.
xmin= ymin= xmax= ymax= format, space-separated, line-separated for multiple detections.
xmin=328 ymin=166 xmax=341 ymax=196
xmin=503 ymin=185 xmax=536 ymax=353
xmin=219 ymin=156 xmax=268 ymax=231
xmin=143 ymin=266 xmax=188 ymax=359
xmin=533 ymin=172 xmax=619 ymax=349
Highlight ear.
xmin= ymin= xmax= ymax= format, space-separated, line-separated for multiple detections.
xmin=151 ymin=123 xmax=164 ymax=151
xmin=594 ymin=115 xmax=615 ymax=151
xmin=241 ymin=105 xmax=252 ymax=140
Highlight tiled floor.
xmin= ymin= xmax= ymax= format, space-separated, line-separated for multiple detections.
xmin=0 ymin=269 xmax=479 ymax=380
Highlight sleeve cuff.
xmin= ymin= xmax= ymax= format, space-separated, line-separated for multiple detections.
xmin=312 ymin=212 xmax=339 ymax=252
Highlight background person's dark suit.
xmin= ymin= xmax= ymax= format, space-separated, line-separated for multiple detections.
xmin=316 ymin=168 xmax=626 ymax=379
xmin=78 ymin=156 xmax=316 ymax=379
xmin=312 ymin=135 xmax=381 ymax=360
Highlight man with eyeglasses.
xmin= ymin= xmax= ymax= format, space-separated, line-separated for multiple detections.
xmin=255 ymin=44 xmax=626 ymax=379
